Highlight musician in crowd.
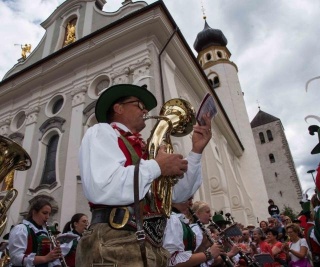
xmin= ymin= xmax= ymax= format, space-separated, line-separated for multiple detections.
xmin=60 ymin=213 xmax=89 ymax=267
xmin=163 ymin=199 xmax=223 ymax=266
xmin=8 ymin=198 xmax=62 ymax=267
xmin=211 ymin=213 xmax=232 ymax=231
xmin=76 ymin=84 xmax=213 ymax=266
xmin=305 ymin=192 xmax=320 ymax=266
xmin=189 ymin=201 xmax=239 ymax=266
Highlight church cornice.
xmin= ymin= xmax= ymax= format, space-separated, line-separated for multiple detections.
xmin=203 ymin=60 xmax=238 ymax=72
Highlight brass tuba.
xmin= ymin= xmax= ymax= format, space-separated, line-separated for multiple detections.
xmin=145 ymin=98 xmax=196 ymax=217
xmin=0 ymin=135 xmax=32 ymax=236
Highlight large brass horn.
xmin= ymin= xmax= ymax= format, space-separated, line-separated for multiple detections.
xmin=0 ymin=135 xmax=32 ymax=236
xmin=144 ymin=98 xmax=196 ymax=217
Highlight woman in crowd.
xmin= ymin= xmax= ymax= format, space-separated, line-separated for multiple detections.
xmin=250 ymin=227 xmax=273 ymax=267
xmin=266 ymin=228 xmax=287 ymax=266
xmin=60 ymin=213 xmax=89 ymax=267
xmin=260 ymin=221 xmax=269 ymax=234
xmin=283 ymin=223 xmax=311 ymax=267
xmin=8 ymin=198 xmax=62 ymax=267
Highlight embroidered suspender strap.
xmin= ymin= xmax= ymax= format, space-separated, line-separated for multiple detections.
xmin=134 ymin=158 xmax=148 ymax=267
xmin=119 ymin=135 xmax=140 ymax=164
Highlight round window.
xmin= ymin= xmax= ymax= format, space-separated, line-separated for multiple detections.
xmin=45 ymin=94 xmax=65 ymax=117
xmin=10 ymin=111 xmax=26 ymax=131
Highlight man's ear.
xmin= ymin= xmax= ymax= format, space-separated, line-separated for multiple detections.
xmin=113 ymin=103 xmax=123 ymax=114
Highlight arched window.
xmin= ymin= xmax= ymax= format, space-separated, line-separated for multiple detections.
xmin=208 ymin=73 xmax=220 ymax=89
xmin=269 ymin=153 xmax=275 ymax=163
xmin=267 ymin=130 xmax=273 ymax=141
xmin=259 ymin=132 xmax=265 ymax=144
xmin=40 ymin=134 xmax=59 ymax=185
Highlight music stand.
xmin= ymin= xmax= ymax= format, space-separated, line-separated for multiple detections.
xmin=254 ymin=253 xmax=274 ymax=265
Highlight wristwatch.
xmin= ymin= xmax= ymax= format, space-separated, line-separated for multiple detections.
xmin=204 ymin=248 xmax=213 ymax=261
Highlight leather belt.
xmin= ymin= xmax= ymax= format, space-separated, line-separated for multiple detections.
xmin=91 ymin=207 xmax=135 ymax=230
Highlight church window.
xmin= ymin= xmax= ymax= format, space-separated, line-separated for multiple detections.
xmin=267 ymin=130 xmax=273 ymax=141
xmin=217 ymin=51 xmax=223 ymax=58
xmin=52 ymin=97 xmax=64 ymax=114
xmin=11 ymin=111 xmax=26 ymax=131
xmin=208 ymin=73 xmax=220 ymax=89
xmin=259 ymin=132 xmax=265 ymax=144
xmin=96 ymin=78 xmax=110 ymax=95
xmin=206 ymin=53 xmax=212 ymax=61
xmin=269 ymin=153 xmax=275 ymax=163
xmin=40 ymin=134 xmax=59 ymax=185
xmin=213 ymin=76 xmax=220 ymax=88
xmin=16 ymin=113 xmax=26 ymax=129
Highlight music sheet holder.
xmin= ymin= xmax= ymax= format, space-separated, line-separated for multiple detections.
xmin=254 ymin=253 xmax=274 ymax=265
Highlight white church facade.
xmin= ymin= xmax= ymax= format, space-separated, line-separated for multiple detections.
xmin=0 ymin=0 xmax=270 ymax=234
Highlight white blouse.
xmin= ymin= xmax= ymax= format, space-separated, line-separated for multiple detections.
xmin=163 ymin=212 xmax=193 ymax=266
xmin=79 ymin=122 xmax=203 ymax=205
xmin=8 ymin=220 xmax=60 ymax=267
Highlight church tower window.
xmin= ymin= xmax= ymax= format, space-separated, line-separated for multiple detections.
xmin=267 ymin=130 xmax=273 ymax=141
xmin=269 ymin=153 xmax=275 ymax=163
xmin=259 ymin=132 xmax=265 ymax=144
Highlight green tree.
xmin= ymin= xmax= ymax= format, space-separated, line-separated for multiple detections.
xmin=281 ymin=205 xmax=299 ymax=221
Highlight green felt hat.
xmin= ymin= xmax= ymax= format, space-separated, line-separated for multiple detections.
xmin=95 ymin=84 xmax=157 ymax=123
xmin=212 ymin=214 xmax=231 ymax=225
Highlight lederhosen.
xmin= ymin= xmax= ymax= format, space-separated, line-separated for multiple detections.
xmin=12 ymin=223 xmax=51 ymax=267
xmin=89 ymin=127 xmax=167 ymax=247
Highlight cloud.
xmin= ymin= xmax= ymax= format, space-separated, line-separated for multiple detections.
xmin=1 ymin=0 xmax=320 ymax=195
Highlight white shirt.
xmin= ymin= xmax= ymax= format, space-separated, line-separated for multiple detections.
xmin=78 ymin=122 xmax=203 ymax=205
xmin=190 ymin=223 xmax=214 ymax=267
xmin=163 ymin=212 xmax=193 ymax=266
xmin=289 ymin=238 xmax=309 ymax=262
xmin=8 ymin=220 xmax=60 ymax=267
xmin=59 ymin=231 xmax=80 ymax=257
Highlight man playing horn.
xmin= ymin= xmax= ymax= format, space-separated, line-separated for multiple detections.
xmin=76 ymin=84 xmax=212 ymax=266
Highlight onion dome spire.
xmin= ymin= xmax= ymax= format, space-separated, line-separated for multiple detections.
xmin=193 ymin=20 xmax=228 ymax=53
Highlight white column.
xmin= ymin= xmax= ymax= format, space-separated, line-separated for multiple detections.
xmin=59 ymin=86 xmax=87 ymax=228
xmin=9 ymin=107 xmax=40 ymax=226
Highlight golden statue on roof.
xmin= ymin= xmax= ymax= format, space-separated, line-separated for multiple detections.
xmin=21 ymin=44 xmax=32 ymax=60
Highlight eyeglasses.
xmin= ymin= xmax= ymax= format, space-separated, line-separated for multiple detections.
xmin=120 ymin=100 xmax=146 ymax=110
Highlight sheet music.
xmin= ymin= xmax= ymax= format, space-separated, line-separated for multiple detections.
xmin=196 ymin=93 xmax=218 ymax=125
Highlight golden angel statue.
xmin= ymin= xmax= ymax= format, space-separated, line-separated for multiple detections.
xmin=64 ymin=22 xmax=76 ymax=46
xmin=21 ymin=44 xmax=32 ymax=60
